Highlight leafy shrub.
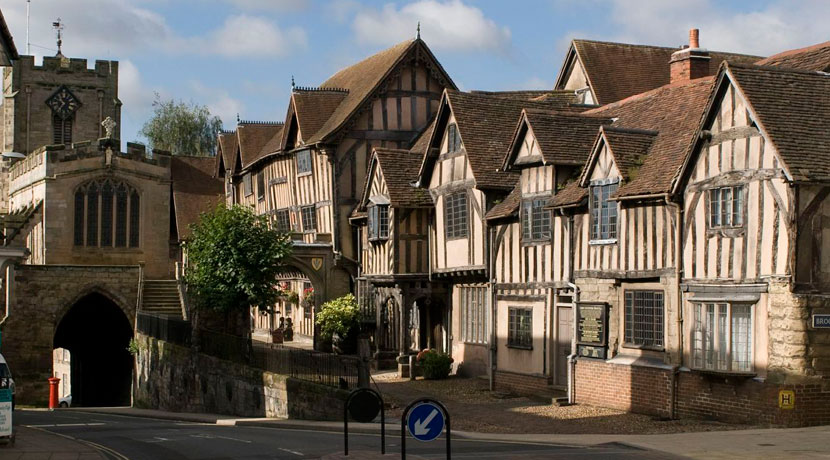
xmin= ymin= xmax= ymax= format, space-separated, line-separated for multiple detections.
xmin=417 ymin=349 xmax=453 ymax=380
xmin=316 ymin=294 xmax=359 ymax=340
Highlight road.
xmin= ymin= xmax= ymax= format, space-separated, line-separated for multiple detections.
xmin=14 ymin=409 xmax=679 ymax=459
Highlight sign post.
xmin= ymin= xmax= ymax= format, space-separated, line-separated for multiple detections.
xmin=344 ymin=388 xmax=385 ymax=456
xmin=401 ymin=398 xmax=450 ymax=460
xmin=576 ymin=302 xmax=608 ymax=359
xmin=0 ymin=375 xmax=12 ymax=441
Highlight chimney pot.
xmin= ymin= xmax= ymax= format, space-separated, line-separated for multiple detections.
xmin=689 ymin=28 xmax=700 ymax=49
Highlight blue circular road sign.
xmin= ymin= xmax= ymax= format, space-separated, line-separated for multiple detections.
xmin=406 ymin=402 xmax=445 ymax=442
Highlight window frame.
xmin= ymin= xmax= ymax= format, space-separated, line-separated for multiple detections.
xmin=708 ymin=185 xmax=744 ymax=230
xmin=444 ymin=191 xmax=468 ymax=240
xmin=589 ymin=179 xmax=619 ymax=243
xmin=296 ymin=150 xmax=313 ymax=176
xmin=275 ymin=209 xmax=291 ymax=233
xmin=446 ymin=123 xmax=462 ymax=153
xmin=521 ymin=197 xmax=551 ymax=243
xmin=623 ymin=290 xmax=665 ymax=350
xmin=243 ymin=172 xmax=253 ymax=197
xmin=691 ymin=301 xmax=754 ymax=374
xmin=256 ymin=171 xmax=265 ymax=202
xmin=507 ymin=307 xmax=533 ymax=349
xmin=368 ymin=204 xmax=390 ymax=242
xmin=301 ymin=205 xmax=317 ymax=233
xmin=460 ymin=286 xmax=488 ymax=345
xmin=73 ymin=178 xmax=140 ymax=249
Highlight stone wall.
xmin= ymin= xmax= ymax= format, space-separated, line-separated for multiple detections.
xmin=134 ymin=332 xmax=349 ymax=420
xmin=2 ymin=264 xmax=139 ymax=404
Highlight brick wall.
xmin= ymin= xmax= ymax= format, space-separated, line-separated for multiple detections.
xmin=495 ymin=370 xmax=550 ymax=395
xmin=574 ymin=358 xmax=830 ymax=427
xmin=574 ymin=358 xmax=673 ymax=418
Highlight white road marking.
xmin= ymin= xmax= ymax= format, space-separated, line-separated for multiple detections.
xmin=190 ymin=433 xmax=252 ymax=444
xmin=144 ymin=437 xmax=173 ymax=443
xmin=278 ymin=447 xmax=304 ymax=456
xmin=27 ymin=423 xmax=106 ymax=427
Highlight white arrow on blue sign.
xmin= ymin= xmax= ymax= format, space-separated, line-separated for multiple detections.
xmin=407 ymin=402 xmax=445 ymax=442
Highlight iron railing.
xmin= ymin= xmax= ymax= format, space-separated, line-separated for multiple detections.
xmin=136 ymin=311 xmax=192 ymax=347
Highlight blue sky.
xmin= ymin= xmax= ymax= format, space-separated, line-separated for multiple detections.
xmin=1 ymin=0 xmax=827 ymax=145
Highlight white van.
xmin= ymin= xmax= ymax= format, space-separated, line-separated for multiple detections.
xmin=0 ymin=353 xmax=15 ymax=410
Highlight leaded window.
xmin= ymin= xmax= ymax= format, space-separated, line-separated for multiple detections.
xmin=461 ymin=286 xmax=488 ymax=344
xmin=74 ymin=179 xmax=140 ymax=248
xmin=522 ymin=198 xmax=551 ymax=241
xmin=692 ymin=302 xmax=753 ymax=373
xmin=624 ymin=290 xmax=664 ymax=348
xmin=297 ymin=150 xmax=312 ymax=175
xmin=709 ymin=186 xmax=744 ymax=229
xmin=590 ymin=181 xmax=618 ymax=241
xmin=301 ymin=205 xmax=316 ymax=232
xmin=368 ymin=205 xmax=389 ymax=241
xmin=275 ymin=209 xmax=291 ymax=232
xmin=444 ymin=192 xmax=468 ymax=239
xmin=257 ymin=172 xmax=265 ymax=202
xmin=447 ymin=123 xmax=461 ymax=153
xmin=508 ymin=307 xmax=532 ymax=348
xmin=243 ymin=173 xmax=253 ymax=196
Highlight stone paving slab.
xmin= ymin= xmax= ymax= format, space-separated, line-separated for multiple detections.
xmin=0 ymin=426 xmax=105 ymax=459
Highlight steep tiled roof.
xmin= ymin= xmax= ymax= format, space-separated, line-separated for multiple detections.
xmin=599 ymin=127 xmax=658 ymax=183
xmin=724 ymin=62 xmax=830 ymax=182
xmin=549 ymin=181 xmax=587 ymax=208
xmin=755 ymin=41 xmax=830 ymax=72
xmin=424 ymin=90 xmax=581 ymax=190
xmin=371 ymin=148 xmax=433 ymax=208
xmin=511 ymin=110 xmax=612 ymax=167
xmin=215 ymin=130 xmax=237 ymax=176
xmin=584 ymin=76 xmax=715 ymax=198
xmin=409 ymin=117 xmax=435 ymax=155
xmin=470 ymin=90 xmax=553 ymax=100
xmin=237 ymin=122 xmax=284 ymax=170
xmin=306 ymin=39 xmax=454 ymax=144
xmin=485 ymin=184 xmax=521 ymax=220
xmin=290 ymin=89 xmax=348 ymax=144
xmin=171 ymin=156 xmax=225 ymax=240
xmin=567 ymin=39 xmax=761 ymax=104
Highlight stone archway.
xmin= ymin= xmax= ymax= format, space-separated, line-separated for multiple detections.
xmin=53 ymin=292 xmax=134 ymax=407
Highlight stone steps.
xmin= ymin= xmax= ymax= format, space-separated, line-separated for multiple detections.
xmin=141 ymin=279 xmax=184 ymax=318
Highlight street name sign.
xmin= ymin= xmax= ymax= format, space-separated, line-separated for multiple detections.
xmin=813 ymin=314 xmax=830 ymax=329
xmin=407 ymin=402 xmax=445 ymax=442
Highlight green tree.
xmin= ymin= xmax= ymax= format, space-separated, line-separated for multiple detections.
xmin=140 ymin=94 xmax=222 ymax=156
xmin=184 ymin=204 xmax=292 ymax=316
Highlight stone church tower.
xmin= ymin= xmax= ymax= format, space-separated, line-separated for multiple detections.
xmin=1 ymin=54 xmax=121 ymax=154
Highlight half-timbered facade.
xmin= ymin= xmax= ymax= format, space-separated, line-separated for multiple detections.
xmin=486 ymin=110 xmax=610 ymax=392
xmin=352 ymin=148 xmax=439 ymax=365
xmin=216 ymin=38 xmax=455 ymax=346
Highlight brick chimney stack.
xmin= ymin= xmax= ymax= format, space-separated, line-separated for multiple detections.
xmin=670 ymin=28 xmax=711 ymax=83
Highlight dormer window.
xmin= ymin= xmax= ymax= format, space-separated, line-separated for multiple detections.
xmin=447 ymin=123 xmax=461 ymax=153
xmin=589 ymin=180 xmax=618 ymax=242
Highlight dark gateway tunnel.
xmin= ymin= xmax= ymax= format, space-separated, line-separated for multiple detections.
xmin=53 ymin=293 xmax=133 ymax=407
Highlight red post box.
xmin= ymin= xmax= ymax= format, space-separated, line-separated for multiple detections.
xmin=48 ymin=377 xmax=60 ymax=410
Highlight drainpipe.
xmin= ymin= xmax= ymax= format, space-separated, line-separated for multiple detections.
xmin=563 ymin=210 xmax=579 ymax=405
xmin=488 ymin=225 xmax=496 ymax=392
xmin=665 ymin=195 xmax=683 ymax=419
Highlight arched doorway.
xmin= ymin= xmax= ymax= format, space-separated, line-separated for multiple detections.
xmin=53 ymin=293 xmax=133 ymax=407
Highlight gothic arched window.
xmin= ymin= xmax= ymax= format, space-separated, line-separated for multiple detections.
xmin=73 ymin=178 xmax=140 ymax=248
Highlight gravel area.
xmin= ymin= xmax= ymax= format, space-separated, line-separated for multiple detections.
xmin=372 ymin=373 xmax=756 ymax=435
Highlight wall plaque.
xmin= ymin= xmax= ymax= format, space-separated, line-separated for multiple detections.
xmin=576 ymin=302 xmax=608 ymax=359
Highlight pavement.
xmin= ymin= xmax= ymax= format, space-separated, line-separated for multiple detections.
xmin=0 ymin=424 xmax=107 ymax=459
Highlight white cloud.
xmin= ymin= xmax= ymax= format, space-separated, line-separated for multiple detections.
xmin=118 ymin=60 xmax=155 ymax=113
xmin=189 ymin=81 xmax=245 ymax=128
xmin=352 ymin=0 xmax=511 ymax=54
xmin=225 ymin=0 xmax=309 ymax=11
xmin=204 ymin=15 xmax=307 ymax=57
xmin=517 ymin=76 xmax=553 ymax=90
xmin=603 ymin=0 xmax=830 ymax=56
xmin=2 ymin=0 xmax=306 ymax=60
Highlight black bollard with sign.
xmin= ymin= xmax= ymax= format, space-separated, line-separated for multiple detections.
xmin=401 ymin=397 xmax=450 ymax=460
xmin=343 ymin=388 xmax=385 ymax=456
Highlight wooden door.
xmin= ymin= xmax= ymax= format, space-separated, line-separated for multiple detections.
xmin=555 ymin=306 xmax=573 ymax=386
